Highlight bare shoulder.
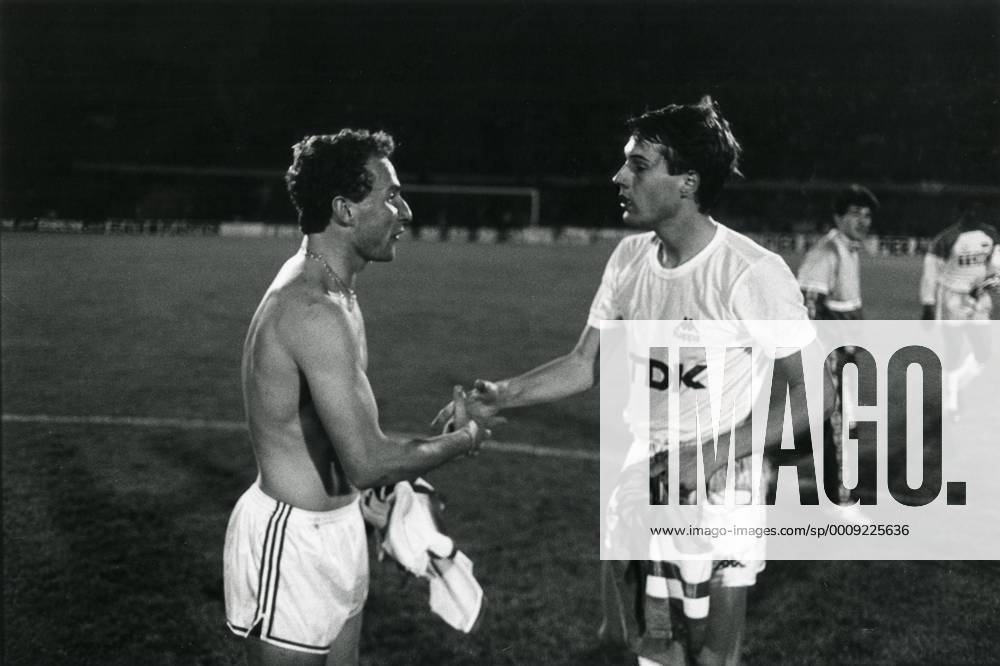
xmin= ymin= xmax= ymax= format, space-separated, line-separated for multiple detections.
xmin=246 ymin=256 xmax=359 ymax=378
xmin=271 ymin=279 xmax=357 ymax=363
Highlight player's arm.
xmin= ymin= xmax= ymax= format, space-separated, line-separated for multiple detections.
xmin=801 ymin=289 xmax=826 ymax=320
xmin=797 ymin=247 xmax=833 ymax=320
xmin=679 ymin=352 xmax=835 ymax=486
xmin=292 ymin=303 xmax=487 ymax=489
xmin=431 ymin=323 xmax=601 ymax=427
xmin=971 ymin=244 xmax=1000 ymax=299
xmin=684 ymin=257 xmax=835 ymax=484
xmin=492 ymin=323 xmax=601 ymax=408
xmin=764 ymin=351 xmax=836 ymax=449
xmin=988 ymin=243 xmax=1000 ymax=279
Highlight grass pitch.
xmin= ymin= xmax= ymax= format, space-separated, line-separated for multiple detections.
xmin=2 ymin=233 xmax=998 ymax=664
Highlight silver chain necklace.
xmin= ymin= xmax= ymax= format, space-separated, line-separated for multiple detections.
xmin=302 ymin=249 xmax=356 ymax=310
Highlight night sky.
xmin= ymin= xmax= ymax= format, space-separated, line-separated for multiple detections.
xmin=2 ymin=0 xmax=998 ymax=218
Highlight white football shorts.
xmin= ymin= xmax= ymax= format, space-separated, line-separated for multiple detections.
xmin=698 ymin=455 xmax=767 ymax=587
xmin=224 ymin=483 xmax=368 ymax=655
xmin=646 ymin=454 xmax=767 ymax=588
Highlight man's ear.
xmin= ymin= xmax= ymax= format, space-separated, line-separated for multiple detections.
xmin=331 ymin=196 xmax=354 ymax=227
xmin=681 ymin=171 xmax=700 ymax=198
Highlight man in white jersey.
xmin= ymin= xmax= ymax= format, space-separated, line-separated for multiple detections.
xmin=797 ymin=185 xmax=879 ymax=514
xmin=435 ymin=98 xmax=830 ymax=665
xmin=920 ymin=201 xmax=1000 ymax=416
xmin=797 ymin=184 xmax=878 ymax=321
xmin=224 ymin=130 xmax=490 ymax=665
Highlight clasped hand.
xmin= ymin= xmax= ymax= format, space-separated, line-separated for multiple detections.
xmin=433 ymin=380 xmax=506 ymax=439
xmin=441 ymin=383 xmax=499 ymax=455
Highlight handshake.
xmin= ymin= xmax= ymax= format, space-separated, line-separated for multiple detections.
xmin=433 ymin=380 xmax=507 ymax=456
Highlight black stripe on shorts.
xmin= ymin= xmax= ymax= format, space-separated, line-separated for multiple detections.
xmin=254 ymin=501 xmax=289 ymax=622
xmin=267 ymin=505 xmax=292 ymax=636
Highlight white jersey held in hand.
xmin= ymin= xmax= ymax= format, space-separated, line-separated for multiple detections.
xmin=362 ymin=479 xmax=484 ymax=633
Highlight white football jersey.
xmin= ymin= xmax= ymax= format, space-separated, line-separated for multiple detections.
xmin=587 ymin=223 xmax=809 ymax=444
xmin=920 ymin=222 xmax=1000 ymax=300
xmin=796 ymin=229 xmax=863 ymax=317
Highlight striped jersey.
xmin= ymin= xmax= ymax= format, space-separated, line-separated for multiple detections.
xmin=920 ymin=221 xmax=1000 ymax=302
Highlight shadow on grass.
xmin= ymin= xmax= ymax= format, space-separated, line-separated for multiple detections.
xmin=2 ymin=424 xmax=250 ymax=665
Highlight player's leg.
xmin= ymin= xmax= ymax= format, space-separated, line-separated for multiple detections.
xmin=823 ymin=349 xmax=848 ymax=505
xmin=635 ymin=560 xmax=682 ymax=666
xmin=687 ymin=464 xmax=758 ymax=666
xmin=939 ymin=289 xmax=980 ymax=417
xmin=598 ymin=559 xmax=644 ymax=649
xmin=963 ymin=297 xmax=992 ymax=382
xmin=822 ymin=350 xmax=871 ymax=522
xmin=951 ymin=334 xmax=985 ymax=391
xmin=326 ymin=612 xmax=363 ymax=666
xmin=600 ymin=453 xmax=668 ymax=650
xmin=244 ymin=636 xmax=326 ymax=666
xmin=968 ymin=325 xmax=991 ymax=368
xmin=690 ymin=582 xmax=748 ymax=666
xmin=665 ymin=470 xmax=753 ymax=665
xmin=942 ymin=338 xmax=967 ymax=416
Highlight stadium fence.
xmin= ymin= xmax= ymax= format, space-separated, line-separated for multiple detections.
xmin=1 ymin=217 xmax=935 ymax=256
xmin=55 ymin=163 xmax=1000 ymax=239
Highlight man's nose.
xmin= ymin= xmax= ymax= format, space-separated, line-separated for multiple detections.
xmin=612 ymin=166 xmax=627 ymax=186
xmin=398 ymin=197 xmax=413 ymax=221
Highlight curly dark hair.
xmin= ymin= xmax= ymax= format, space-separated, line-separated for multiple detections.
xmin=832 ymin=184 xmax=880 ymax=216
xmin=626 ymin=96 xmax=742 ymax=213
xmin=285 ymin=129 xmax=396 ymax=234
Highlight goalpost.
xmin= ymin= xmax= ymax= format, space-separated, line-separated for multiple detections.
xmin=404 ymin=183 xmax=540 ymax=227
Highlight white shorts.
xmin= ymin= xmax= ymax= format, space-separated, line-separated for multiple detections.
xmin=710 ymin=555 xmax=764 ymax=588
xmin=701 ymin=455 xmax=767 ymax=587
xmin=224 ymin=483 xmax=369 ymax=655
xmin=646 ymin=456 xmax=767 ymax=589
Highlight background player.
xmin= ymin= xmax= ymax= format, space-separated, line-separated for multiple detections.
xmin=796 ymin=184 xmax=879 ymax=515
xmin=435 ymin=98 xmax=830 ymax=665
xmin=224 ymin=130 xmax=490 ymax=665
xmin=920 ymin=201 xmax=1000 ymax=417
xmin=797 ymin=184 xmax=878 ymax=321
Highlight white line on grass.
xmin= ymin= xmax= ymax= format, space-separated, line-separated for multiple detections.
xmin=1 ymin=413 xmax=600 ymax=462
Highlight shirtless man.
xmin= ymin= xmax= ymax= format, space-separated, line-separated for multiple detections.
xmin=224 ymin=129 xmax=489 ymax=665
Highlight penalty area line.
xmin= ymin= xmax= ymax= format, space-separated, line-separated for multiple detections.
xmin=1 ymin=412 xmax=599 ymax=463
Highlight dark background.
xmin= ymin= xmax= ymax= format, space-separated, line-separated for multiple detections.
xmin=2 ymin=0 xmax=998 ymax=229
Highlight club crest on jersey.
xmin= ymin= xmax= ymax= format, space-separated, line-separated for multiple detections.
xmin=672 ymin=317 xmax=700 ymax=343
